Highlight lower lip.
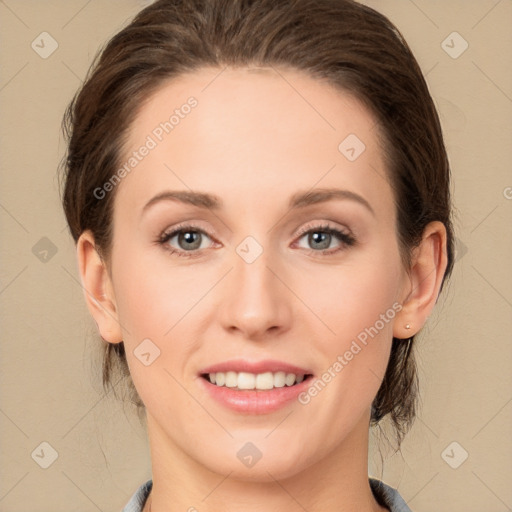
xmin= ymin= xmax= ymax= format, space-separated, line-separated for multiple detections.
xmin=199 ymin=376 xmax=313 ymax=414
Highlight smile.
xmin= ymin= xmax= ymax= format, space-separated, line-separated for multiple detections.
xmin=198 ymin=360 xmax=314 ymax=414
xmin=203 ymin=371 xmax=307 ymax=390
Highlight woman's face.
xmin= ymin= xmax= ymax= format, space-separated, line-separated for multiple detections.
xmin=107 ymin=67 xmax=410 ymax=479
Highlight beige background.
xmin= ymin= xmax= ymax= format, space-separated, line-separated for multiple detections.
xmin=0 ymin=1 xmax=511 ymax=511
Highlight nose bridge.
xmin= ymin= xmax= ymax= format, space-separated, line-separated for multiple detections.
xmin=219 ymin=238 xmax=291 ymax=338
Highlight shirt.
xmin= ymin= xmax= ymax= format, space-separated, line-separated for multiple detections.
xmin=121 ymin=477 xmax=412 ymax=511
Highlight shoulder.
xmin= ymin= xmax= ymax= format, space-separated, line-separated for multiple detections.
xmin=369 ymin=477 xmax=413 ymax=512
xmin=121 ymin=479 xmax=152 ymax=512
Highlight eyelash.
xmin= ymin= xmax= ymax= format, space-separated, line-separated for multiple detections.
xmin=157 ymin=222 xmax=356 ymax=259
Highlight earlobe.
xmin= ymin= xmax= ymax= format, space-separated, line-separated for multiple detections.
xmin=393 ymin=221 xmax=448 ymax=340
xmin=76 ymin=230 xmax=123 ymax=344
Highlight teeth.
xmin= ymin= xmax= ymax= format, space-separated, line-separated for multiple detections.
xmin=285 ymin=373 xmax=296 ymax=386
xmin=207 ymin=371 xmax=306 ymax=390
xmin=237 ymin=372 xmax=255 ymax=390
xmin=256 ymin=372 xmax=274 ymax=390
xmin=273 ymin=371 xmax=285 ymax=388
xmin=225 ymin=371 xmax=238 ymax=387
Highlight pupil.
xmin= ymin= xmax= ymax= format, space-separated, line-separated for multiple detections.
xmin=310 ymin=232 xmax=330 ymax=250
xmin=180 ymin=231 xmax=201 ymax=250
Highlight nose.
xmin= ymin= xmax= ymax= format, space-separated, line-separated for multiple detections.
xmin=218 ymin=246 xmax=292 ymax=340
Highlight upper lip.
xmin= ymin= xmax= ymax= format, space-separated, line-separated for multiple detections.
xmin=200 ymin=359 xmax=313 ymax=376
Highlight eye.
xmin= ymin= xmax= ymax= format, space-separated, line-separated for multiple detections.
xmin=157 ymin=223 xmax=215 ymax=258
xmin=294 ymin=223 xmax=356 ymax=255
xmin=157 ymin=221 xmax=356 ymax=259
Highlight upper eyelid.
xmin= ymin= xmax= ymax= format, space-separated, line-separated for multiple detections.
xmin=161 ymin=223 xmax=215 ymax=239
xmin=295 ymin=221 xmax=352 ymax=237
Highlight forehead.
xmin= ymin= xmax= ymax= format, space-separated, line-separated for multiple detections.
xmin=129 ymin=66 xmax=375 ymax=143
xmin=115 ymin=66 xmax=392 ymax=219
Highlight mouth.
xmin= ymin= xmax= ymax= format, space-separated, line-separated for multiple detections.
xmin=200 ymin=371 xmax=313 ymax=391
xmin=198 ymin=360 xmax=314 ymax=414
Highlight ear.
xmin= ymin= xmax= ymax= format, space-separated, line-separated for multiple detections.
xmin=393 ymin=221 xmax=448 ymax=340
xmin=76 ymin=230 xmax=123 ymax=344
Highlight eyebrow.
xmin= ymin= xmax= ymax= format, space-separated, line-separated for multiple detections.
xmin=288 ymin=188 xmax=375 ymax=216
xmin=142 ymin=187 xmax=375 ymax=216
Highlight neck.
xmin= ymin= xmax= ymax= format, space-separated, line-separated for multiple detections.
xmin=143 ymin=410 xmax=387 ymax=512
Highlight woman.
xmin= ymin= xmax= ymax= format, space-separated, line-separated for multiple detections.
xmin=60 ymin=1 xmax=453 ymax=510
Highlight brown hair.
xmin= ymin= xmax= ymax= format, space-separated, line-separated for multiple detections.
xmin=60 ymin=0 xmax=454 ymax=447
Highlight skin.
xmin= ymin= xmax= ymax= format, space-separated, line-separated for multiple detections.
xmin=77 ymin=67 xmax=448 ymax=512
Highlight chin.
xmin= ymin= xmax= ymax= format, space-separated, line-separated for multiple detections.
xmin=189 ymin=436 xmax=316 ymax=483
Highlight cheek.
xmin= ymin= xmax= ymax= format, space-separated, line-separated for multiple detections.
xmin=295 ymin=259 xmax=401 ymax=437
xmin=110 ymin=258 xmax=196 ymax=413
xmin=115 ymin=273 xmax=171 ymax=338
xmin=109 ymin=246 xmax=208 ymax=385
xmin=298 ymin=245 xmax=402 ymax=406
xmin=303 ymin=249 xmax=402 ymax=349
xmin=111 ymin=240 xmax=190 ymax=340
